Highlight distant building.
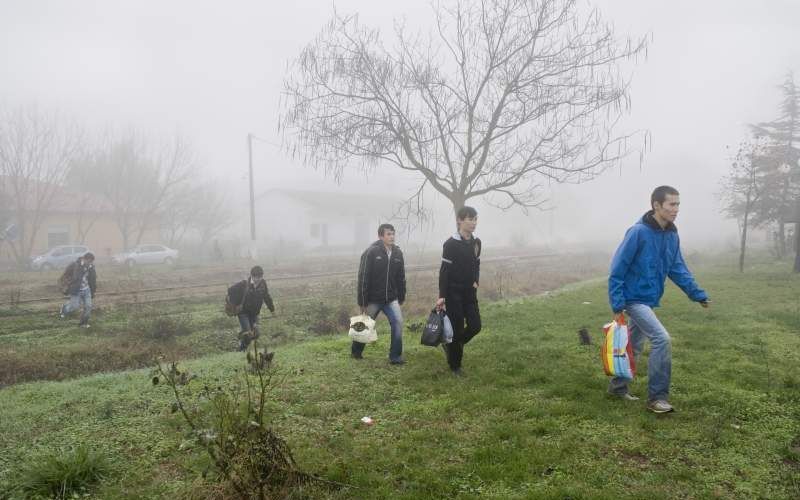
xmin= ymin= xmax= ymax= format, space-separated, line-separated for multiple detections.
xmin=0 ymin=178 xmax=159 ymax=261
xmin=253 ymin=188 xmax=401 ymax=255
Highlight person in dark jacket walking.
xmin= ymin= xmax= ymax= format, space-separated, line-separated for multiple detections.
xmin=228 ymin=266 xmax=275 ymax=351
xmin=353 ymin=223 xmax=407 ymax=364
xmin=59 ymin=252 xmax=97 ymax=328
xmin=607 ymin=186 xmax=710 ymax=413
xmin=436 ymin=206 xmax=481 ymax=376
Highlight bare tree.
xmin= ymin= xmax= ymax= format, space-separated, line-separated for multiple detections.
xmin=160 ymin=183 xmax=197 ymax=247
xmin=92 ymin=132 xmax=195 ymax=249
xmin=191 ymin=182 xmax=233 ymax=249
xmin=66 ymin=151 xmax=108 ymax=244
xmin=282 ymin=0 xmax=647 ymax=213
xmin=720 ymin=139 xmax=766 ymax=272
xmin=160 ymin=181 xmax=233 ymax=250
xmin=0 ymin=107 xmax=82 ymax=265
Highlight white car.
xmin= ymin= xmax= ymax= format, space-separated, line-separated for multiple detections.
xmin=113 ymin=244 xmax=179 ymax=267
xmin=30 ymin=245 xmax=92 ymax=271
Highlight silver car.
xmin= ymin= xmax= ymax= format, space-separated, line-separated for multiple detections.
xmin=30 ymin=245 xmax=91 ymax=271
xmin=113 ymin=244 xmax=179 ymax=267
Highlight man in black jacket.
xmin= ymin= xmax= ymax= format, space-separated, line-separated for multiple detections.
xmin=353 ymin=223 xmax=407 ymax=364
xmin=436 ymin=206 xmax=481 ymax=376
xmin=228 ymin=265 xmax=275 ymax=351
xmin=59 ymin=252 xmax=97 ymax=328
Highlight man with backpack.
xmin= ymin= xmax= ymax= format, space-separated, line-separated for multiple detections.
xmin=353 ymin=223 xmax=407 ymax=364
xmin=228 ymin=266 xmax=275 ymax=351
xmin=436 ymin=206 xmax=482 ymax=376
xmin=59 ymin=252 xmax=97 ymax=328
xmin=608 ymin=186 xmax=710 ymax=413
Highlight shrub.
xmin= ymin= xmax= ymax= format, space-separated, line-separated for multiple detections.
xmin=6 ymin=444 xmax=108 ymax=499
xmin=129 ymin=312 xmax=192 ymax=341
xmin=154 ymin=342 xmax=340 ymax=499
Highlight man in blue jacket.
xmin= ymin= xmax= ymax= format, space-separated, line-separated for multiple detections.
xmin=608 ymin=186 xmax=710 ymax=413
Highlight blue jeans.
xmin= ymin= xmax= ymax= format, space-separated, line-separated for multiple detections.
xmin=61 ymin=288 xmax=92 ymax=325
xmin=237 ymin=312 xmax=260 ymax=351
xmin=608 ymin=303 xmax=672 ymax=401
xmin=351 ymin=300 xmax=403 ymax=362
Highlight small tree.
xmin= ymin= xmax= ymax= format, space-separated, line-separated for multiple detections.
xmin=153 ymin=341 xmax=338 ymax=498
xmin=720 ymin=139 xmax=766 ymax=272
xmin=282 ymin=0 xmax=648 ymax=214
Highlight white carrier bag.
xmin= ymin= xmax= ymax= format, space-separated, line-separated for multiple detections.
xmin=348 ymin=314 xmax=377 ymax=344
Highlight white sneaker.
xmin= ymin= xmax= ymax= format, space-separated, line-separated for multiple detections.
xmin=81 ymin=323 xmax=91 ymax=329
xmin=647 ymin=400 xmax=674 ymax=413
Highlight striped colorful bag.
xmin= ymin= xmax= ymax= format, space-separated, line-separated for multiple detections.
xmin=601 ymin=314 xmax=636 ymax=380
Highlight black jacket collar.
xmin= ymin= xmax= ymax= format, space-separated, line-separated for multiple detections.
xmin=642 ymin=210 xmax=677 ymax=232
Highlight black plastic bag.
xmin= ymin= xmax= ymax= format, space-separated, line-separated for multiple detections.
xmin=421 ymin=309 xmax=444 ymax=346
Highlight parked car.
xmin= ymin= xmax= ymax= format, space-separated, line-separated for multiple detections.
xmin=30 ymin=245 xmax=92 ymax=271
xmin=113 ymin=244 xmax=179 ymax=267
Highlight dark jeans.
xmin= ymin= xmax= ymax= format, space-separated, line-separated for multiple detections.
xmin=445 ymin=288 xmax=481 ymax=370
xmin=237 ymin=312 xmax=260 ymax=351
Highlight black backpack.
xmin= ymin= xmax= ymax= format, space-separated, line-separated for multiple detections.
xmin=224 ymin=280 xmax=248 ymax=316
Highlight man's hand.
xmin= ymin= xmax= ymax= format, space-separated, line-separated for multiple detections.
xmin=700 ymin=300 xmax=711 ymax=308
xmin=360 ymin=306 xmax=367 ymax=315
xmin=473 ymin=282 xmax=479 ymax=289
xmin=435 ymin=297 xmax=445 ymax=311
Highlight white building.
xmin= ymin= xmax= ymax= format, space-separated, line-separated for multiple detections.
xmin=253 ymin=188 xmax=402 ymax=256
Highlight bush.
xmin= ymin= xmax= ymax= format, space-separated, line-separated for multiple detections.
xmin=6 ymin=444 xmax=108 ymax=499
xmin=129 ymin=312 xmax=192 ymax=341
xmin=304 ymin=301 xmax=351 ymax=336
xmin=154 ymin=341 xmax=338 ymax=499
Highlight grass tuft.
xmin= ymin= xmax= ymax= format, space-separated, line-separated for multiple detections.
xmin=6 ymin=444 xmax=108 ymax=500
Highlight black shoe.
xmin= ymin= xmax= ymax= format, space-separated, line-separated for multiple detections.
xmin=389 ymin=358 xmax=405 ymax=365
xmin=451 ymin=368 xmax=464 ymax=377
xmin=351 ymin=352 xmax=363 ymax=360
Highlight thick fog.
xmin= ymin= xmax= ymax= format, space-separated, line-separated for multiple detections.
xmin=2 ymin=0 xmax=798 ymax=254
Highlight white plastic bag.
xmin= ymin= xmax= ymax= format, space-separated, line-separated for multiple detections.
xmin=348 ymin=314 xmax=377 ymax=343
xmin=442 ymin=313 xmax=454 ymax=344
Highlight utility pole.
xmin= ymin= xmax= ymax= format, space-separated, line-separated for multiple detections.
xmin=247 ymin=133 xmax=257 ymax=259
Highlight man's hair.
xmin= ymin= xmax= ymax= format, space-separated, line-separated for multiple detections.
xmin=651 ymin=186 xmax=679 ymax=209
xmin=377 ymin=223 xmax=395 ymax=236
xmin=456 ymin=206 xmax=478 ymax=220
xmin=83 ymin=252 xmax=95 ymax=261
xmin=250 ymin=265 xmax=264 ymax=278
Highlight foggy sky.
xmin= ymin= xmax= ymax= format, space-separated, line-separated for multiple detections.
xmin=2 ymin=0 xmax=799 ymax=251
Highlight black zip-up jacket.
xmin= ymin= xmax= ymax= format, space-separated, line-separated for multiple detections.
xmin=357 ymin=240 xmax=406 ymax=306
xmin=59 ymin=259 xmax=97 ymax=297
xmin=228 ymin=279 xmax=274 ymax=316
xmin=439 ymin=233 xmax=481 ymax=298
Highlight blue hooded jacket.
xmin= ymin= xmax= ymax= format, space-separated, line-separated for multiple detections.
xmin=608 ymin=211 xmax=708 ymax=313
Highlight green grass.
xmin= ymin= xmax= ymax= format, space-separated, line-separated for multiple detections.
xmin=5 ymin=444 xmax=109 ymax=499
xmin=1 ymin=267 xmax=799 ymax=499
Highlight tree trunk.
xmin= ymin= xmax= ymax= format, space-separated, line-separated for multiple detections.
xmin=794 ymin=220 xmax=800 ymax=273
xmin=450 ymin=193 xmax=466 ymax=215
xmin=778 ymin=220 xmax=786 ymax=258
xmin=739 ymin=203 xmax=750 ymax=273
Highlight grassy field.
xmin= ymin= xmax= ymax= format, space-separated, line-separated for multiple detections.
xmin=0 ymin=252 xmax=605 ymax=387
xmin=1 ymin=264 xmax=799 ymax=499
